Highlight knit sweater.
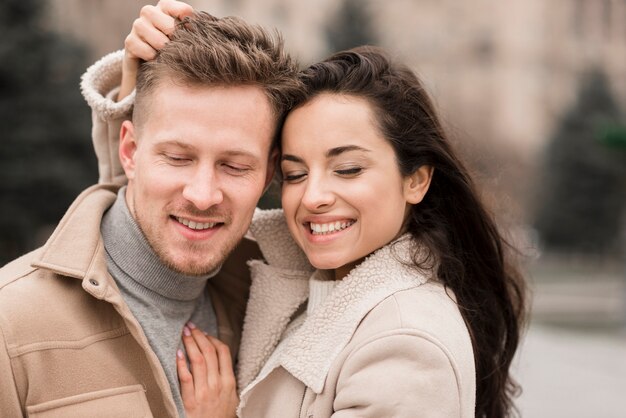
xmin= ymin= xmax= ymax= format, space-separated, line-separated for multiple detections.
xmin=101 ymin=188 xmax=218 ymax=418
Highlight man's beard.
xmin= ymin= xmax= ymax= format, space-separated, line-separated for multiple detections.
xmin=132 ymin=200 xmax=240 ymax=277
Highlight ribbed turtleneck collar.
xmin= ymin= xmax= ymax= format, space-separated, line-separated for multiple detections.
xmin=101 ymin=187 xmax=216 ymax=301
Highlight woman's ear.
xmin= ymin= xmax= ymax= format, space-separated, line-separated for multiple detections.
xmin=119 ymin=120 xmax=138 ymax=181
xmin=403 ymin=165 xmax=434 ymax=204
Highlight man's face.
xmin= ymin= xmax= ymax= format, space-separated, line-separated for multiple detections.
xmin=119 ymin=82 xmax=276 ymax=276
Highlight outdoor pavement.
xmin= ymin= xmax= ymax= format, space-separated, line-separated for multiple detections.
xmin=515 ymin=324 xmax=626 ymax=417
xmin=513 ymin=275 xmax=626 ymax=418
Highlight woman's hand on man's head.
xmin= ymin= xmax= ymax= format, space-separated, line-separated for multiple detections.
xmin=119 ymin=0 xmax=194 ymax=101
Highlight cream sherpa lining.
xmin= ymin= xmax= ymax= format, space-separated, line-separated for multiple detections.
xmin=80 ymin=49 xmax=135 ymax=122
xmin=237 ymin=209 xmax=429 ymax=410
xmin=248 ymin=209 xmax=313 ymax=272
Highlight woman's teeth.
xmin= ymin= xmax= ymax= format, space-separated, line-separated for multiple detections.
xmin=309 ymin=220 xmax=355 ymax=235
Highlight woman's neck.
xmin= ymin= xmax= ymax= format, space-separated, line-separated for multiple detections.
xmin=333 ymin=258 xmax=362 ymax=281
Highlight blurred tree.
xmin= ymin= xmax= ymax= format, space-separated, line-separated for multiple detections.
xmin=534 ymin=69 xmax=625 ymax=255
xmin=326 ymin=0 xmax=377 ymax=53
xmin=0 ymin=0 xmax=97 ymax=264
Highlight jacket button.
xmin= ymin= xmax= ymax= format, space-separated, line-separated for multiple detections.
xmin=89 ymin=279 xmax=99 ymax=286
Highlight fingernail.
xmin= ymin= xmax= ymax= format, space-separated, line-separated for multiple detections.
xmin=187 ymin=321 xmax=196 ymax=329
xmin=177 ymin=349 xmax=184 ymax=359
xmin=183 ymin=326 xmax=191 ymax=336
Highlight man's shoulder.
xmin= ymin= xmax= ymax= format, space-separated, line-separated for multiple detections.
xmin=0 ymin=250 xmax=60 ymax=342
xmin=0 ymin=248 xmax=43 ymax=290
xmin=0 ymin=247 xmax=116 ymax=352
xmin=0 ymin=248 xmax=84 ymax=324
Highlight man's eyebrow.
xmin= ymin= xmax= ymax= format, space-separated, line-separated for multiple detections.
xmin=326 ymin=145 xmax=371 ymax=158
xmin=155 ymin=140 xmax=196 ymax=151
xmin=221 ymin=149 xmax=260 ymax=160
xmin=156 ymin=141 xmax=259 ymax=160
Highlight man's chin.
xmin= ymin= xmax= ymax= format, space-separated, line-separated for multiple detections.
xmin=152 ymin=232 xmax=244 ymax=276
xmin=152 ymin=245 xmax=219 ymax=276
xmin=164 ymin=257 xmax=221 ymax=277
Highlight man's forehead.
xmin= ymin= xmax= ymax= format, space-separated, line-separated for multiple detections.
xmin=136 ymin=83 xmax=277 ymax=154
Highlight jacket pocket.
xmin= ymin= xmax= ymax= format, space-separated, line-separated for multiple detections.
xmin=26 ymin=384 xmax=153 ymax=418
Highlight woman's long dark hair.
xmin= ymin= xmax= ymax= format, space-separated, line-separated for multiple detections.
xmin=289 ymin=46 xmax=527 ymax=418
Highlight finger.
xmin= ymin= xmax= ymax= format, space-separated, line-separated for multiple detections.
xmin=188 ymin=324 xmax=220 ymax=389
xmin=124 ymin=32 xmax=158 ymax=62
xmin=183 ymin=325 xmax=208 ymax=391
xmin=176 ymin=349 xmax=196 ymax=407
xmin=208 ymin=336 xmax=235 ymax=378
xmin=157 ymin=0 xmax=195 ymax=21
xmin=140 ymin=4 xmax=178 ymax=37
xmin=132 ymin=17 xmax=171 ymax=51
xmin=208 ymin=335 xmax=237 ymax=393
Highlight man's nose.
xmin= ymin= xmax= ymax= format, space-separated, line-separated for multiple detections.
xmin=182 ymin=166 xmax=224 ymax=211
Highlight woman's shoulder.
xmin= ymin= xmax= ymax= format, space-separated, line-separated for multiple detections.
xmin=350 ymin=281 xmax=473 ymax=361
xmin=327 ymin=281 xmax=476 ymax=417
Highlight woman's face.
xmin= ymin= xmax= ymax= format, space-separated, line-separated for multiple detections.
xmin=280 ymin=93 xmax=419 ymax=278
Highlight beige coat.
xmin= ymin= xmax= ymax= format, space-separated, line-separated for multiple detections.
xmin=236 ymin=209 xmax=476 ymax=417
xmin=0 ymin=185 xmax=258 ymax=417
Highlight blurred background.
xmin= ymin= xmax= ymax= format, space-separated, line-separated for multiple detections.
xmin=1 ymin=0 xmax=625 ymax=416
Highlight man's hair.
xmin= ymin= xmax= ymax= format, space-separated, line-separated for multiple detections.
xmin=134 ymin=11 xmax=301 ymax=129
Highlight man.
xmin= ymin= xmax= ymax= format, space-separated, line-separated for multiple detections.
xmin=0 ymin=3 xmax=300 ymax=416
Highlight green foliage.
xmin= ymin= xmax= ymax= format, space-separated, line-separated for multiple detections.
xmin=0 ymin=0 xmax=97 ymax=264
xmin=326 ymin=0 xmax=377 ymax=53
xmin=600 ymin=123 xmax=626 ymax=148
xmin=534 ymin=69 xmax=625 ymax=254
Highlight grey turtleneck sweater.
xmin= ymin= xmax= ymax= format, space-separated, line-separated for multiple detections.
xmin=101 ymin=188 xmax=218 ymax=418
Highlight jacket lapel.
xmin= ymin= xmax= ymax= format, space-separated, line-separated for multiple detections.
xmin=236 ymin=209 xmax=314 ymax=389
xmin=239 ymin=209 xmax=431 ymax=396
xmin=31 ymin=184 xmax=119 ymax=280
xmin=236 ymin=262 xmax=310 ymax=389
xmin=278 ymin=236 xmax=428 ymax=393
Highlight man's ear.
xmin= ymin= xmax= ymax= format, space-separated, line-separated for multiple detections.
xmin=404 ymin=165 xmax=434 ymax=204
xmin=119 ymin=120 xmax=139 ymax=180
xmin=263 ymin=147 xmax=280 ymax=191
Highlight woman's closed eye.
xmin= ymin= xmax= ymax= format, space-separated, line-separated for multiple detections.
xmin=335 ymin=166 xmax=363 ymax=176
xmin=282 ymin=171 xmax=307 ymax=183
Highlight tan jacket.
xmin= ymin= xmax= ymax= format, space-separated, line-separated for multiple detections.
xmin=0 ymin=185 xmax=259 ymax=417
xmin=236 ymin=210 xmax=476 ymax=418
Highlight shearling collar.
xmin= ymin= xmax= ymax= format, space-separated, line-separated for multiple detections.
xmin=80 ymin=49 xmax=134 ymax=122
xmin=237 ymin=209 xmax=430 ymax=402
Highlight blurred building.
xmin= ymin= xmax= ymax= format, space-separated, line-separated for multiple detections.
xmin=45 ymin=0 xmax=626 ymax=221
xmin=46 ymin=0 xmax=626 ymax=151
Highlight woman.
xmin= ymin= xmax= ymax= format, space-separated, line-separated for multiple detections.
xmin=85 ymin=3 xmax=526 ymax=417
xmin=230 ymin=48 xmax=525 ymax=418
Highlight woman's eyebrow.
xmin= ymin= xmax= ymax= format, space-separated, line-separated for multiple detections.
xmin=281 ymin=154 xmax=303 ymax=163
xmin=281 ymin=145 xmax=371 ymax=163
xmin=326 ymin=145 xmax=371 ymax=158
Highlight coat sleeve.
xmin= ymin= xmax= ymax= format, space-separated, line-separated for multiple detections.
xmin=80 ymin=50 xmax=133 ymax=186
xmin=331 ymin=332 xmax=464 ymax=418
xmin=0 ymin=328 xmax=24 ymax=416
